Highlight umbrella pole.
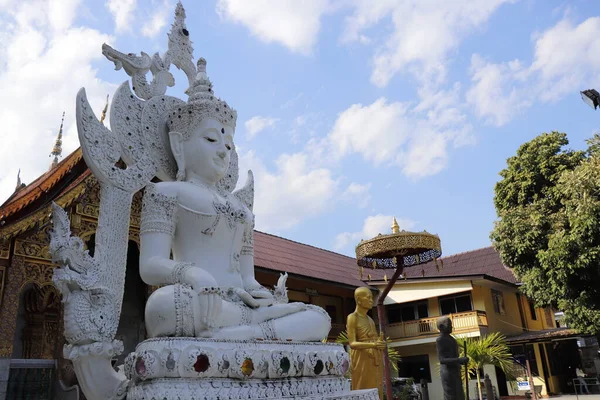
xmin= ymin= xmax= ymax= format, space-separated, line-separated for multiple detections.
xmin=376 ymin=259 xmax=404 ymax=400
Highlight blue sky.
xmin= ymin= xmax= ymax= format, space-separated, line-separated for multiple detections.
xmin=1 ymin=0 xmax=599 ymax=258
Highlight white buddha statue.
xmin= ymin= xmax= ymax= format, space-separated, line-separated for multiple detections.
xmin=140 ymin=59 xmax=330 ymax=341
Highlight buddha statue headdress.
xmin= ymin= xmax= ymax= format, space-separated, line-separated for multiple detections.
xmin=166 ymin=57 xmax=237 ymax=139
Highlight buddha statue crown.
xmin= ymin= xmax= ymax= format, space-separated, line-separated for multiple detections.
xmin=167 ymin=57 xmax=237 ymax=138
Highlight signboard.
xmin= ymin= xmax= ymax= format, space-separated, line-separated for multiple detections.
xmin=306 ymin=288 xmax=318 ymax=296
xmin=517 ymin=381 xmax=531 ymax=391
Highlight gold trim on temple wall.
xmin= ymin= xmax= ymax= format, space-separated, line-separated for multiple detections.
xmin=0 ymin=175 xmax=92 ymax=241
xmin=0 ymin=256 xmax=25 ymax=357
xmin=75 ymin=183 xmax=143 ymax=228
xmin=14 ymin=240 xmax=52 ymax=261
xmin=76 ymin=219 xmax=98 ymax=243
xmin=0 ymin=240 xmax=10 ymax=259
xmin=20 ymin=259 xmax=56 ymax=291
xmin=0 ymin=265 xmax=6 ymax=309
xmin=0 ymin=256 xmax=61 ymax=358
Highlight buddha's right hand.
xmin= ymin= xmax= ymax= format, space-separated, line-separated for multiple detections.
xmin=182 ymin=268 xmax=223 ymax=328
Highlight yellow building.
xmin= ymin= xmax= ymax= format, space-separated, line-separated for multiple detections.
xmin=369 ymin=247 xmax=598 ymax=399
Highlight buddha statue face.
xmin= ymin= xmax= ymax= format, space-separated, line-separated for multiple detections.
xmin=170 ymin=117 xmax=235 ymax=184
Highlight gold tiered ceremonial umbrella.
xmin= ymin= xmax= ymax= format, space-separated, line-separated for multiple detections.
xmin=355 ymin=218 xmax=442 ymax=400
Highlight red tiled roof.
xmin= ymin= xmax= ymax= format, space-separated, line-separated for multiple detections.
xmin=369 ymin=246 xmax=519 ymax=285
xmin=253 ymin=231 xmax=367 ymax=288
xmin=0 ymin=148 xmax=83 ymax=218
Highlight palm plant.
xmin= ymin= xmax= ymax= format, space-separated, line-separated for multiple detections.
xmin=335 ymin=330 xmax=401 ymax=376
xmin=456 ymin=332 xmax=514 ymax=400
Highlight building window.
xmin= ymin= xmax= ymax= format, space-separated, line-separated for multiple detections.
xmin=397 ymin=354 xmax=432 ymax=383
xmin=491 ymin=290 xmax=506 ymax=315
xmin=528 ymin=300 xmax=537 ymax=320
xmin=544 ymin=307 xmax=554 ymax=327
xmin=439 ymin=292 xmax=473 ymax=316
xmin=387 ymin=301 xmax=428 ymax=324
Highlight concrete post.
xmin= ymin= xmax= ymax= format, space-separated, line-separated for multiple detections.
xmin=0 ymin=358 xmax=10 ymax=400
xmin=420 ymin=378 xmax=429 ymax=400
xmin=484 ymin=373 xmax=494 ymax=400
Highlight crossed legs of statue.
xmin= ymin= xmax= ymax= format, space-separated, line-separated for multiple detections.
xmin=145 ymin=284 xmax=331 ymax=341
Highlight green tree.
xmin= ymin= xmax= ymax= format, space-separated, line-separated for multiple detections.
xmin=491 ymin=131 xmax=600 ymax=333
xmin=456 ymin=332 xmax=514 ymax=400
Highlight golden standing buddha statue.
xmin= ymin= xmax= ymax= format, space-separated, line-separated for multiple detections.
xmin=346 ymin=287 xmax=386 ymax=399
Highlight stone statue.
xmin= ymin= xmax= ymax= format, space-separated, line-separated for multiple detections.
xmin=140 ymin=57 xmax=331 ymax=341
xmin=346 ymin=287 xmax=385 ymax=399
xmin=436 ymin=316 xmax=468 ymax=400
xmin=48 ymin=3 xmax=379 ymax=399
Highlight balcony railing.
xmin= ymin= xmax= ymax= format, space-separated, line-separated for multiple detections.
xmin=388 ymin=310 xmax=488 ymax=340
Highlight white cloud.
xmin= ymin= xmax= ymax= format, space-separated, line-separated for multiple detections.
xmin=106 ymin=0 xmax=137 ymax=33
xmin=216 ymin=0 xmax=329 ymax=55
xmin=466 ymin=54 xmax=531 ymax=126
xmin=141 ymin=0 xmax=171 ymax=38
xmin=244 ymin=116 xmax=278 ymax=139
xmin=0 ymin=0 xmax=117 ymax=205
xmin=530 ymin=16 xmax=600 ymax=101
xmin=329 ymin=98 xmax=409 ymax=165
xmin=466 ymin=15 xmax=600 ymax=126
xmin=342 ymin=0 xmax=515 ymax=87
xmin=238 ymin=150 xmax=338 ymax=232
xmin=341 ymin=182 xmax=371 ymax=208
xmin=334 ymin=214 xmax=416 ymax=252
xmin=327 ymin=95 xmax=472 ymax=179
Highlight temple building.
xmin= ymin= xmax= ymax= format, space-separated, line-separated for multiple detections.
xmin=0 ymin=143 xmax=596 ymax=398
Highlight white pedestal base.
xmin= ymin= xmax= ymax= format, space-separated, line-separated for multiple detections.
xmin=124 ymin=338 xmax=378 ymax=400
xmin=127 ymin=377 xmax=379 ymax=400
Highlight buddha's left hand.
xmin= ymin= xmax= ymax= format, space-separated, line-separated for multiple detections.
xmin=233 ymin=287 xmax=261 ymax=308
xmin=244 ymin=279 xmax=275 ymax=301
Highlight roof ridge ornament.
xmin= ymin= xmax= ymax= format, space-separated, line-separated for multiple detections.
xmin=14 ymin=169 xmax=25 ymax=192
xmin=49 ymin=111 xmax=65 ymax=169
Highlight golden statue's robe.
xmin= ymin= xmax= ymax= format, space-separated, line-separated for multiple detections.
xmin=349 ymin=314 xmax=383 ymax=398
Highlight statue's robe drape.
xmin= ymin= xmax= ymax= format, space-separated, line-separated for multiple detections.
xmin=349 ymin=314 xmax=383 ymax=398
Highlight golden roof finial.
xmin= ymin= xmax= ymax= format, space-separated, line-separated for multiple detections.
xmin=49 ymin=112 xmax=65 ymax=169
xmin=391 ymin=217 xmax=400 ymax=234
xmin=100 ymin=94 xmax=109 ymax=125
